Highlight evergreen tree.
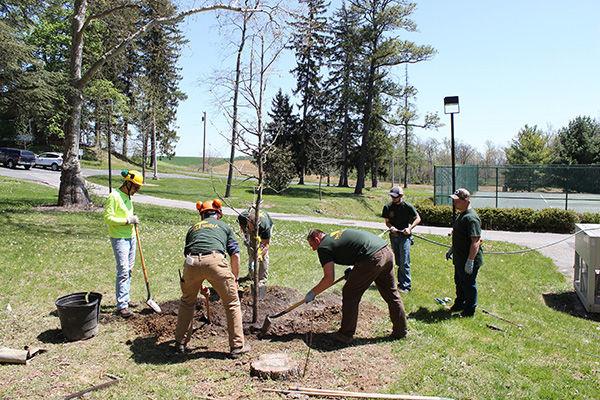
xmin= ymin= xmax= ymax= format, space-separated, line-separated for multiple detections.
xmin=505 ymin=124 xmax=553 ymax=165
xmin=555 ymin=116 xmax=600 ymax=165
xmin=324 ymin=2 xmax=362 ymax=187
xmin=290 ymin=0 xmax=329 ymax=184
xmin=349 ymin=0 xmax=435 ymax=194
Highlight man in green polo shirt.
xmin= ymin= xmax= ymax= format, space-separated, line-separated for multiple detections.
xmin=448 ymin=188 xmax=483 ymax=317
xmin=305 ymin=228 xmax=408 ymax=344
xmin=237 ymin=208 xmax=273 ymax=286
xmin=174 ymin=199 xmax=250 ymax=359
xmin=103 ymin=170 xmax=143 ymax=318
xmin=382 ymin=186 xmax=421 ymax=292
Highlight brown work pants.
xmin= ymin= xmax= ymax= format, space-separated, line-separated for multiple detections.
xmin=174 ymin=253 xmax=244 ymax=350
xmin=340 ymin=246 xmax=408 ymax=338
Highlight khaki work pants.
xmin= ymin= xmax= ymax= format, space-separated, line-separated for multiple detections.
xmin=174 ymin=253 xmax=244 ymax=350
xmin=340 ymin=246 xmax=408 ymax=338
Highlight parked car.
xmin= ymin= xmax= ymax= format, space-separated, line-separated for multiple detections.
xmin=35 ymin=152 xmax=63 ymax=171
xmin=0 ymin=147 xmax=36 ymax=169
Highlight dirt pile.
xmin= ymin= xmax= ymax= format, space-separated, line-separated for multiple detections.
xmin=128 ymin=285 xmax=382 ymax=341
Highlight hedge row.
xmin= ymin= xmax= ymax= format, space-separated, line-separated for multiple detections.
xmin=415 ymin=202 xmax=600 ymax=233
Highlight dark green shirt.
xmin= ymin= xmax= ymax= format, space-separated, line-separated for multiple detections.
xmin=238 ymin=210 xmax=274 ymax=240
xmin=452 ymin=208 xmax=483 ymax=266
xmin=184 ymin=216 xmax=240 ymax=256
xmin=316 ymin=229 xmax=387 ymax=266
xmin=381 ymin=201 xmax=418 ymax=230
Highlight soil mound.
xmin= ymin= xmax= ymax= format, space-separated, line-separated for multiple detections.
xmin=128 ymin=285 xmax=382 ymax=341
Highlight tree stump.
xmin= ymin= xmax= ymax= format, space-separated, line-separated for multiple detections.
xmin=250 ymin=352 xmax=300 ymax=380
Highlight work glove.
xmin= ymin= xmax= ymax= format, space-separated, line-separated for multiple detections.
xmin=304 ymin=290 xmax=316 ymax=303
xmin=126 ymin=215 xmax=140 ymax=225
xmin=344 ymin=267 xmax=353 ymax=280
xmin=465 ymin=259 xmax=474 ymax=275
xmin=445 ymin=248 xmax=453 ymax=261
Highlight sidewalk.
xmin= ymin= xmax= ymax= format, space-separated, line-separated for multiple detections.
xmin=86 ymin=182 xmax=575 ymax=279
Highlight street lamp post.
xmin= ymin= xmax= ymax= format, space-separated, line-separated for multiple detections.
xmin=202 ymin=111 xmax=207 ymax=173
xmin=444 ymin=96 xmax=460 ymax=221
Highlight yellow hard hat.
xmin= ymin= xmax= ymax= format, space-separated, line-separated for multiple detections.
xmin=121 ymin=169 xmax=144 ymax=186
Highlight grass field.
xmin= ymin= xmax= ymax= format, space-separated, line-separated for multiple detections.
xmin=87 ymin=174 xmax=432 ymax=221
xmin=0 ymin=176 xmax=598 ymax=399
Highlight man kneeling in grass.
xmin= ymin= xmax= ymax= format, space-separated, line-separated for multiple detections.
xmin=305 ymin=228 xmax=408 ymax=344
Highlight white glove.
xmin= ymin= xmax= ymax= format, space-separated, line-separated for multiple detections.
xmin=465 ymin=259 xmax=474 ymax=275
xmin=126 ymin=215 xmax=140 ymax=225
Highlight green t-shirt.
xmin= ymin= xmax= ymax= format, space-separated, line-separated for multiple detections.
xmin=381 ymin=201 xmax=418 ymax=230
xmin=316 ymin=229 xmax=387 ymax=266
xmin=238 ymin=210 xmax=274 ymax=240
xmin=184 ymin=216 xmax=239 ymax=256
xmin=452 ymin=208 xmax=483 ymax=266
xmin=103 ymin=188 xmax=134 ymax=239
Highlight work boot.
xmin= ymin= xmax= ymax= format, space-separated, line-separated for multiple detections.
xmin=175 ymin=342 xmax=186 ymax=354
xmin=230 ymin=343 xmax=251 ymax=359
xmin=117 ymin=308 xmax=133 ymax=318
xmin=460 ymin=309 xmax=476 ymax=318
xmin=333 ymin=331 xmax=353 ymax=345
xmin=449 ymin=302 xmax=464 ymax=313
xmin=390 ymin=329 xmax=407 ymax=340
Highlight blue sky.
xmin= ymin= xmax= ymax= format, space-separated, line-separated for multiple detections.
xmin=173 ymin=1 xmax=600 ymax=157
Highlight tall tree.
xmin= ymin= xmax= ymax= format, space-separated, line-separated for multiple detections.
xmin=58 ymin=1 xmax=260 ymax=206
xmin=290 ymin=0 xmax=329 ymax=184
xmin=350 ymin=0 xmax=435 ymax=194
xmin=554 ymin=116 xmax=600 ymax=165
xmin=324 ymin=2 xmax=362 ymax=187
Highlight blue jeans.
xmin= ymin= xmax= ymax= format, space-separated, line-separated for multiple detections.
xmin=390 ymin=235 xmax=412 ymax=290
xmin=453 ymin=262 xmax=480 ymax=313
xmin=111 ymin=238 xmax=136 ymax=310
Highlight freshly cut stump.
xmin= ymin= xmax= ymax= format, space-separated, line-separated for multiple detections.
xmin=250 ymin=352 xmax=300 ymax=380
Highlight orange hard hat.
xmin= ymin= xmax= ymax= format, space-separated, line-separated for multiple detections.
xmin=196 ymin=198 xmax=223 ymax=215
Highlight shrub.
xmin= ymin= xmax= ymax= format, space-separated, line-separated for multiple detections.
xmin=578 ymin=211 xmax=600 ymax=224
xmin=532 ymin=208 xmax=579 ymax=233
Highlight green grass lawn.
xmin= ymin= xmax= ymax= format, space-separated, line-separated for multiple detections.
xmin=0 ymin=177 xmax=598 ymax=399
xmin=87 ymin=174 xmax=432 ymax=221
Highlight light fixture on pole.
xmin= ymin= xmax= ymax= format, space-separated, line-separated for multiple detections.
xmin=444 ymin=96 xmax=459 ymax=221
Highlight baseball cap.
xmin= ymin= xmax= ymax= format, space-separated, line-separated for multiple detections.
xmin=450 ymin=188 xmax=470 ymax=200
xmin=389 ymin=186 xmax=404 ymax=198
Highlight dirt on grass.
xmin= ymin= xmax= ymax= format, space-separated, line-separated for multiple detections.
xmin=101 ymin=285 xmax=406 ymax=399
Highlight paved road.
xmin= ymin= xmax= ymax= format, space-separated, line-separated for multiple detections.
xmin=0 ymin=166 xmax=576 ymax=279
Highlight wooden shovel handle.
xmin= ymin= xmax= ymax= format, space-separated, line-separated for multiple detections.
xmin=134 ymin=224 xmax=149 ymax=283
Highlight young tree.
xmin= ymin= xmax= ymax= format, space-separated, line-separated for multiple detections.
xmin=290 ymin=0 xmax=329 ymax=184
xmin=350 ymin=0 xmax=435 ymax=195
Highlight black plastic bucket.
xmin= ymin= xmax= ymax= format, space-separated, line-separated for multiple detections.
xmin=55 ymin=292 xmax=102 ymax=341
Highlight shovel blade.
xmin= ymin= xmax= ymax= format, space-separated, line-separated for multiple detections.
xmin=147 ymin=298 xmax=162 ymax=313
xmin=260 ymin=316 xmax=272 ymax=335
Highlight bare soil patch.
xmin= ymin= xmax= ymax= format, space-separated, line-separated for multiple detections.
xmin=100 ymin=285 xmax=406 ymax=398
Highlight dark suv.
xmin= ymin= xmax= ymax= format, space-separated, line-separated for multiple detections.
xmin=0 ymin=147 xmax=36 ymax=169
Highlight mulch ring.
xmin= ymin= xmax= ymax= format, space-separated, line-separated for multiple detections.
xmin=126 ymin=285 xmax=384 ymax=342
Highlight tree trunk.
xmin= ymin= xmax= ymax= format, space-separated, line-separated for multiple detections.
xmin=337 ymin=107 xmax=350 ymax=187
xmin=58 ymin=0 xmax=90 ymax=207
xmin=151 ymin=106 xmax=158 ymax=179
xmin=122 ymin=118 xmax=129 ymax=156
xmin=298 ymin=165 xmax=305 ymax=185
xmin=354 ymin=60 xmax=376 ymax=195
xmin=94 ymin=105 xmax=101 ymax=149
xmin=371 ymin=160 xmax=378 ymax=188
xmin=226 ymin=7 xmax=250 ymax=198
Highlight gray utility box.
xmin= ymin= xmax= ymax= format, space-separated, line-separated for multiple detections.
xmin=574 ymin=224 xmax=600 ymax=313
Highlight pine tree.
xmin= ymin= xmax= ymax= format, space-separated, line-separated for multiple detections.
xmin=290 ymin=0 xmax=330 ymax=184
xmin=349 ymin=0 xmax=435 ymax=194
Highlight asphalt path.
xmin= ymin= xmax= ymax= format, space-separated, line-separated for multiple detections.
xmin=0 ymin=165 xmax=576 ymax=279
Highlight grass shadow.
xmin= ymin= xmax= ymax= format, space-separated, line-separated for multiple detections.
xmin=408 ymin=306 xmax=454 ymax=323
xmin=37 ymin=328 xmax=67 ymax=344
xmin=258 ymin=331 xmax=400 ymax=352
xmin=129 ymin=336 xmax=230 ymax=365
xmin=542 ymin=291 xmax=600 ymax=322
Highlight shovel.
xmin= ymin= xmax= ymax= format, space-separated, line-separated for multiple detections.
xmin=134 ymin=224 xmax=162 ymax=313
xmin=260 ymin=275 xmax=345 ymax=335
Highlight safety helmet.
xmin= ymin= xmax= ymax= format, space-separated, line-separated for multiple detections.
xmin=121 ymin=169 xmax=144 ymax=186
xmin=196 ymin=198 xmax=223 ymax=216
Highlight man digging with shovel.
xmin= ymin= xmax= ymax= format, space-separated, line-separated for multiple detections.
xmin=174 ymin=199 xmax=250 ymax=358
xmin=305 ymin=228 xmax=408 ymax=345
